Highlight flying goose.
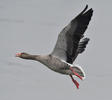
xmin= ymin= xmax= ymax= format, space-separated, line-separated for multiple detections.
xmin=16 ymin=5 xmax=93 ymax=89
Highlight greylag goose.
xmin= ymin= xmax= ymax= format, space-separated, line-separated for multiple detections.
xmin=16 ymin=5 xmax=93 ymax=89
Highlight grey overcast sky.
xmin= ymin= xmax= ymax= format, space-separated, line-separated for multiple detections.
xmin=0 ymin=0 xmax=112 ymax=100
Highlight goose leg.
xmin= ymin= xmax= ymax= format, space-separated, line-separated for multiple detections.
xmin=69 ymin=67 xmax=82 ymax=80
xmin=70 ymin=75 xmax=79 ymax=89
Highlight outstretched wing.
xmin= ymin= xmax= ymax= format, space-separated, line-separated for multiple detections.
xmin=51 ymin=5 xmax=93 ymax=64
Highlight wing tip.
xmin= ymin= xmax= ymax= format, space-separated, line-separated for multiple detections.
xmin=72 ymin=5 xmax=93 ymax=22
xmin=81 ymin=5 xmax=93 ymax=15
xmin=80 ymin=5 xmax=88 ymax=14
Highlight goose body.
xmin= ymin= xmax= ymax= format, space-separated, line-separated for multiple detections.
xmin=16 ymin=5 xmax=93 ymax=89
xmin=36 ymin=55 xmax=85 ymax=77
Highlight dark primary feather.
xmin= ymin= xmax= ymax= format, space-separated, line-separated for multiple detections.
xmin=77 ymin=38 xmax=90 ymax=54
xmin=72 ymin=38 xmax=90 ymax=61
xmin=52 ymin=5 xmax=93 ymax=64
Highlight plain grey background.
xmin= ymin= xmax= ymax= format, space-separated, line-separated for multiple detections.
xmin=0 ymin=0 xmax=112 ymax=100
